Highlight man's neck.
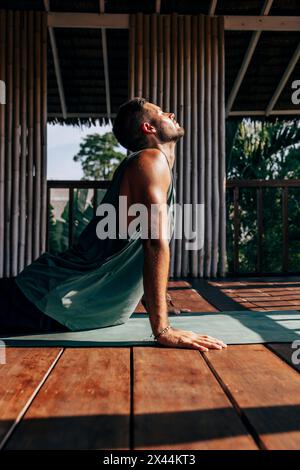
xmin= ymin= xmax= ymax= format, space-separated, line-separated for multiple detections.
xmin=156 ymin=142 xmax=176 ymax=169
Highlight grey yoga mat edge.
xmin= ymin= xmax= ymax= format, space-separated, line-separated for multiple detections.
xmin=1 ymin=310 xmax=300 ymax=347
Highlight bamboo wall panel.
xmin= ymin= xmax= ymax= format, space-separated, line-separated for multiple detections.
xmin=0 ymin=10 xmax=47 ymax=277
xmin=129 ymin=13 xmax=226 ymax=278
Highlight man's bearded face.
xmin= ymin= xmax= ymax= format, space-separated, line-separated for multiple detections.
xmin=143 ymin=102 xmax=185 ymax=143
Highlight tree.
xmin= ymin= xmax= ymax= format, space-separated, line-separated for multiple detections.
xmin=226 ymin=119 xmax=300 ymax=273
xmin=73 ymin=132 xmax=125 ymax=180
xmin=49 ymin=132 xmax=124 ymax=254
xmin=227 ymin=119 xmax=300 ymax=180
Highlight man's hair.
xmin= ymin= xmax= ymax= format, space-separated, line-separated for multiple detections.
xmin=113 ymin=97 xmax=151 ymax=152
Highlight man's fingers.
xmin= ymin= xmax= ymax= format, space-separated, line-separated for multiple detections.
xmin=199 ymin=335 xmax=227 ymax=347
xmin=173 ymin=338 xmax=209 ymax=352
xmin=177 ymin=338 xmax=220 ymax=352
xmin=190 ymin=342 xmax=208 ymax=352
xmin=196 ymin=340 xmax=224 ymax=350
xmin=204 ymin=340 xmax=227 ymax=349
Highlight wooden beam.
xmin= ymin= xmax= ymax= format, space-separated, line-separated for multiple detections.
xmin=43 ymin=1 xmax=67 ymax=119
xmin=268 ymin=109 xmax=300 ymax=115
xmin=47 ymin=13 xmax=300 ymax=31
xmin=224 ymin=15 xmax=300 ymax=31
xmin=228 ymin=109 xmax=300 ymax=116
xmin=48 ymin=112 xmax=116 ymax=118
xmin=99 ymin=1 xmax=111 ymax=118
xmin=48 ymin=29 xmax=67 ymax=119
xmin=266 ymin=42 xmax=300 ymax=116
xmin=208 ymin=0 xmax=217 ymax=16
xmin=47 ymin=12 xmax=130 ymax=29
xmin=226 ymin=179 xmax=300 ymax=188
xmin=226 ymin=0 xmax=273 ymax=116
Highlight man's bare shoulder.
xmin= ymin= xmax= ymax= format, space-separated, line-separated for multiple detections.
xmin=127 ymin=148 xmax=171 ymax=188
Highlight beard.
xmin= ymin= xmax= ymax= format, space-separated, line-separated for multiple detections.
xmin=156 ymin=124 xmax=185 ymax=143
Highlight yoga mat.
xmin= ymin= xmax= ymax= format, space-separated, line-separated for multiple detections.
xmin=1 ymin=310 xmax=300 ymax=347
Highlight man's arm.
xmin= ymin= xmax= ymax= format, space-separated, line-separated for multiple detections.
xmin=143 ymin=237 xmax=170 ymax=335
xmin=128 ymin=149 xmax=170 ymax=335
xmin=129 ymin=149 xmax=227 ymax=351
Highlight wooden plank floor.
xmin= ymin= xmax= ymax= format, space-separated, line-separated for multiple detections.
xmin=0 ymin=278 xmax=299 ymax=450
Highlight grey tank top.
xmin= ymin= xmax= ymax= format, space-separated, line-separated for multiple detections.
xmin=15 ymin=149 xmax=176 ymax=331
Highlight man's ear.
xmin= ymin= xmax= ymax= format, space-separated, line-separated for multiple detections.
xmin=140 ymin=122 xmax=157 ymax=135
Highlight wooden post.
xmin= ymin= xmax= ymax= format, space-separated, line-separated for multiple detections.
xmin=163 ymin=15 xmax=170 ymax=112
xmin=233 ymin=186 xmax=240 ymax=273
xmin=190 ymin=15 xmax=198 ymax=277
xmin=175 ymin=15 xmax=184 ymax=277
xmin=218 ymin=16 xmax=226 ymax=277
xmin=282 ymin=187 xmax=289 ymax=272
xmin=169 ymin=13 xmax=178 ymax=278
xmin=33 ymin=12 xmax=42 ymax=260
xmin=157 ymin=14 xmax=164 ymax=107
xmin=4 ymin=11 xmax=13 ymax=276
xmin=0 ymin=10 xmax=6 ymax=277
xmin=198 ymin=15 xmax=205 ymax=278
xmin=150 ymin=14 xmax=157 ymax=103
xmin=19 ymin=11 xmax=28 ymax=271
xmin=69 ymin=188 xmax=74 ymax=248
xmin=128 ymin=14 xmax=136 ymax=99
xmin=204 ymin=16 xmax=212 ymax=278
xmin=40 ymin=12 xmax=48 ymax=254
xmin=93 ymin=188 xmax=98 ymax=217
xmin=143 ymin=15 xmax=150 ymax=100
xmin=256 ymin=187 xmax=264 ymax=273
xmin=182 ymin=15 xmax=191 ymax=277
xmin=136 ymin=13 xmax=143 ymax=97
xmin=211 ymin=18 xmax=219 ymax=278
xmin=0 ymin=10 xmax=47 ymax=275
xmin=12 ymin=11 xmax=20 ymax=276
xmin=26 ymin=11 xmax=34 ymax=266
xmin=46 ymin=185 xmax=51 ymax=252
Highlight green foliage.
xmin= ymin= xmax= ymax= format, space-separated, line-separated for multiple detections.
xmin=226 ymin=119 xmax=300 ymax=274
xmin=48 ymin=203 xmax=65 ymax=254
xmin=48 ymin=188 xmax=107 ymax=255
xmin=73 ymin=132 xmax=125 ymax=180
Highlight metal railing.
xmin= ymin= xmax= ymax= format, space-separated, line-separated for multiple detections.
xmin=226 ymin=179 xmax=300 ymax=275
xmin=47 ymin=179 xmax=300 ymax=275
xmin=46 ymin=180 xmax=110 ymax=251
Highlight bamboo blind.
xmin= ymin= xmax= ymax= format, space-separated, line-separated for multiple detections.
xmin=0 ymin=10 xmax=47 ymax=277
xmin=129 ymin=13 xmax=226 ymax=278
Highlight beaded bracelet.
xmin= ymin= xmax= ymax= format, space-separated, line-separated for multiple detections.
xmin=152 ymin=325 xmax=172 ymax=341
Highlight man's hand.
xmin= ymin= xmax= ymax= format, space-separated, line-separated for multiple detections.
xmin=156 ymin=327 xmax=227 ymax=351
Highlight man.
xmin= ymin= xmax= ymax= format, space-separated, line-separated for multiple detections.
xmin=112 ymin=98 xmax=226 ymax=351
xmin=0 ymin=97 xmax=226 ymax=351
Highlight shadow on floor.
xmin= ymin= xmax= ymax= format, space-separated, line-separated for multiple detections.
xmin=2 ymin=404 xmax=300 ymax=449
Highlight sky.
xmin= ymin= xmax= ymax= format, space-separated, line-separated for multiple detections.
xmin=47 ymin=122 xmax=126 ymax=180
